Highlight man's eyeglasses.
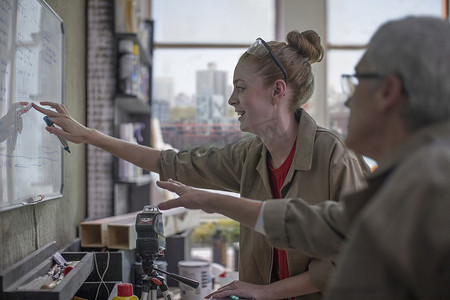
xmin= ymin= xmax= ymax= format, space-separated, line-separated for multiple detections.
xmin=341 ymin=73 xmax=385 ymax=97
xmin=247 ymin=38 xmax=288 ymax=83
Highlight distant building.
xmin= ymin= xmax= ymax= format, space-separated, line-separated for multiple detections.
xmin=196 ymin=94 xmax=225 ymax=122
xmin=153 ymin=77 xmax=175 ymax=105
xmin=196 ymin=62 xmax=228 ymax=119
xmin=152 ymin=99 xmax=170 ymax=122
xmin=158 ymin=62 xmax=243 ymax=150
xmin=174 ymin=92 xmax=194 ymax=107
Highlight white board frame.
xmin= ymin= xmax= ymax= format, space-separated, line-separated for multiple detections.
xmin=0 ymin=0 xmax=64 ymax=211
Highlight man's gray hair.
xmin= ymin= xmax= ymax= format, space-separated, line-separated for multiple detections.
xmin=365 ymin=16 xmax=450 ymax=129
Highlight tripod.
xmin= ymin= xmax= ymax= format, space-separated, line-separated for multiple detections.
xmin=139 ymin=262 xmax=199 ymax=300
xmin=135 ymin=206 xmax=199 ymax=299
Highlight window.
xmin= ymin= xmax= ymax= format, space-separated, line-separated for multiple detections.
xmin=326 ymin=0 xmax=444 ymax=136
xmin=152 ymin=0 xmax=275 ymax=43
xmin=151 ymin=0 xmax=446 ymax=151
xmin=151 ymin=0 xmax=276 ymax=150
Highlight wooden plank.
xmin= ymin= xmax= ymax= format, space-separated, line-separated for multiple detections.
xmin=107 ymin=215 xmax=138 ymax=250
xmin=81 ymin=208 xmax=200 ymax=250
xmin=79 ymin=211 xmax=139 ymax=247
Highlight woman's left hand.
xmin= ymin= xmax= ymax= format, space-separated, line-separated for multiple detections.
xmin=157 ymin=179 xmax=263 ymax=229
xmin=156 ymin=179 xmax=220 ymax=213
xmin=205 ymin=280 xmax=267 ymax=300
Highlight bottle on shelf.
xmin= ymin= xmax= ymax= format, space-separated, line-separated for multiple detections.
xmin=213 ymin=228 xmax=227 ymax=267
xmin=131 ymin=42 xmax=140 ymax=96
xmin=118 ymin=122 xmax=144 ymax=181
xmin=118 ymin=39 xmax=135 ymax=95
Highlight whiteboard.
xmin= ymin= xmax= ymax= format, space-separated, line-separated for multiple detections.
xmin=0 ymin=0 xmax=64 ymax=211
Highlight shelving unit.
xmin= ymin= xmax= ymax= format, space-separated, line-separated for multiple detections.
xmin=86 ymin=0 xmax=155 ymax=218
xmin=113 ymin=21 xmax=154 ymax=215
xmin=115 ymin=95 xmax=151 ymax=114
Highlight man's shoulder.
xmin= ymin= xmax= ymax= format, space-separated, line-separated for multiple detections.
xmin=407 ymin=137 xmax=450 ymax=176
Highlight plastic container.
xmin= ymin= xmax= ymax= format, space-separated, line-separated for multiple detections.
xmin=178 ymin=260 xmax=213 ymax=300
xmin=112 ymin=283 xmax=139 ymax=300
xmin=118 ymin=39 xmax=135 ymax=95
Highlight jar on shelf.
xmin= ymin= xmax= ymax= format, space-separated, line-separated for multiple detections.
xmin=118 ymin=39 xmax=135 ymax=95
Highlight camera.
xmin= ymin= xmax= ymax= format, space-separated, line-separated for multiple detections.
xmin=135 ymin=205 xmax=166 ymax=274
xmin=135 ymin=205 xmax=199 ymax=298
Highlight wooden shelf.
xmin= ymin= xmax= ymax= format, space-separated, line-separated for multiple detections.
xmin=113 ymin=21 xmax=154 ymax=216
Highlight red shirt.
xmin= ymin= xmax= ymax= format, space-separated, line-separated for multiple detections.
xmin=267 ymin=138 xmax=297 ymax=282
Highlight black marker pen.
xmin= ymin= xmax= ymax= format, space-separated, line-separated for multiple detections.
xmin=43 ymin=116 xmax=71 ymax=153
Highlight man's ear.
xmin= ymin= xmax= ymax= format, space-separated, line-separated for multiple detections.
xmin=272 ymin=79 xmax=287 ymax=104
xmin=379 ymin=74 xmax=406 ymax=111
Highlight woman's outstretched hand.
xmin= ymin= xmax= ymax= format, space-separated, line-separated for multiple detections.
xmin=32 ymin=101 xmax=92 ymax=144
xmin=205 ymin=280 xmax=266 ymax=300
xmin=156 ymin=179 xmax=220 ymax=213
xmin=157 ymin=179 xmax=262 ymax=229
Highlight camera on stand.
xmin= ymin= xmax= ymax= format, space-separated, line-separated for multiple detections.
xmin=136 ymin=205 xmax=166 ymax=274
xmin=135 ymin=205 xmax=199 ymax=300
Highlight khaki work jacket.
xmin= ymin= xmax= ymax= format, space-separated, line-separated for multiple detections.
xmin=159 ymin=109 xmax=369 ymax=299
xmin=263 ymin=121 xmax=450 ymax=299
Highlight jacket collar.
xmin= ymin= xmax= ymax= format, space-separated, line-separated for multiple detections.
xmin=256 ymin=109 xmax=317 ymax=178
xmin=292 ymin=109 xmax=317 ymax=171
xmin=367 ymin=121 xmax=450 ymax=184
xmin=344 ymin=121 xmax=450 ymax=222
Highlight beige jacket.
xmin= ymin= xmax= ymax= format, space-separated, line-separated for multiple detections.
xmin=263 ymin=121 xmax=450 ymax=299
xmin=159 ymin=109 xmax=369 ymax=299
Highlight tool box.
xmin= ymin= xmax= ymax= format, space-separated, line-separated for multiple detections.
xmin=0 ymin=242 xmax=93 ymax=300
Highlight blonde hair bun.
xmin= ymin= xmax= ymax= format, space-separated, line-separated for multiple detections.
xmin=286 ymin=30 xmax=324 ymax=64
